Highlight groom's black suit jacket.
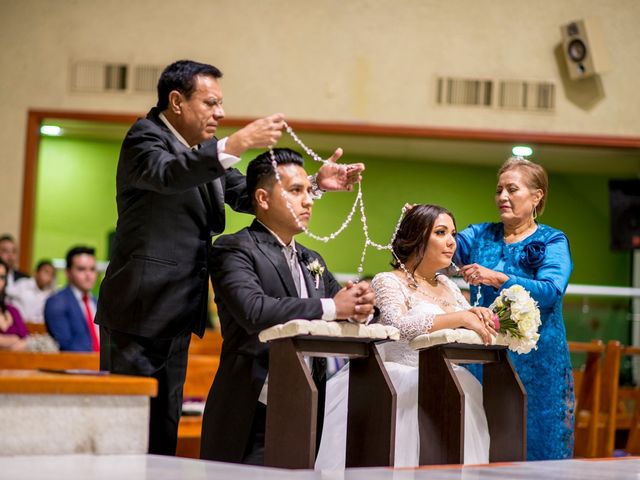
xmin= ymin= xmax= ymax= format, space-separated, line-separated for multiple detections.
xmin=200 ymin=220 xmax=342 ymax=463
xmin=95 ymin=107 xmax=252 ymax=339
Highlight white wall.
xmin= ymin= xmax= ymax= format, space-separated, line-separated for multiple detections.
xmin=1 ymin=0 xmax=639 ymax=236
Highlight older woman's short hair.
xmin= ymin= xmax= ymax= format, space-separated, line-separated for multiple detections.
xmin=498 ymin=157 xmax=549 ymax=215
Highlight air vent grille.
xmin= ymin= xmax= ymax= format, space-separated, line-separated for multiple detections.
xmin=133 ymin=65 xmax=164 ymax=92
xmin=437 ymin=78 xmax=493 ymax=107
xmin=436 ymin=76 xmax=555 ymax=112
xmin=497 ymin=80 xmax=555 ymax=111
xmin=71 ymin=61 xmax=128 ymax=92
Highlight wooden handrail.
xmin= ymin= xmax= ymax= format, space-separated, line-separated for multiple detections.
xmin=0 ymin=351 xmax=99 ymax=370
xmin=569 ymin=341 xmax=606 ymax=354
xmin=0 ymin=369 xmax=157 ymax=396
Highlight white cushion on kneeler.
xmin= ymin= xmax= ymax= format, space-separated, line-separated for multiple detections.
xmin=259 ymin=319 xmax=400 ymax=343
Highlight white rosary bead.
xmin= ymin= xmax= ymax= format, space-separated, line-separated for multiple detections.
xmin=269 ymin=127 xmax=409 ymax=279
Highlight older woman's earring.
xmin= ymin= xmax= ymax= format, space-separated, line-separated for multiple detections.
xmin=533 ymin=205 xmax=538 ymax=220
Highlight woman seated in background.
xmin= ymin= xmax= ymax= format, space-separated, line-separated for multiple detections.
xmin=0 ymin=259 xmax=28 ymax=351
xmin=316 ymin=204 xmax=495 ymax=469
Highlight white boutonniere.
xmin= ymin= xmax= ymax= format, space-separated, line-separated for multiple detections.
xmin=306 ymin=259 xmax=325 ymax=289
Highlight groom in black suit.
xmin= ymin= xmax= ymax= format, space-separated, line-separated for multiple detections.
xmin=200 ymin=148 xmax=376 ymax=464
xmin=96 ymin=60 xmax=365 ymax=456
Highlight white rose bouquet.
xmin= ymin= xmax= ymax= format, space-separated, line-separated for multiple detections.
xmin=490 ymin=285 xmax=541 ymax=354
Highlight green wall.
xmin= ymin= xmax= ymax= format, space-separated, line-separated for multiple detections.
xmin=225 ymin=150 xmax=631 ymax=287
xmin=34 ymin=137 xmax=119 ymax=286
xmin=33 ymin=134 xmax=634 ymax=352
xmin=35 ymin=137 xmax=632 ymax=287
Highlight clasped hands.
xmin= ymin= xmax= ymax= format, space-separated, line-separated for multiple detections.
xmin=228 ymin=113 xmax=364 ymax=191
xmin=333 ymin=280 xmax=376 ymax=323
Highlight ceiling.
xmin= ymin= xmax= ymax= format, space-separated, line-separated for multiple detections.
xmin=42 ymin=118 xmax=640 ymax=176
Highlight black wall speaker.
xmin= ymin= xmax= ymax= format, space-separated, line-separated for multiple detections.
xmin=560 ymin=18 xmax=612 ymax=80
xmin=609 ymin=179 xmax=640 ymax=250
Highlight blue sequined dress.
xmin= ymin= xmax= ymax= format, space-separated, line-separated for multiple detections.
xmin=456 ymin=222 xmax=575 ymax=460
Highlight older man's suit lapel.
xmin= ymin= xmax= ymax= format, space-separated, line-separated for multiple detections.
xmin=249 ymin=221 xmax=299 ymax=298
xmin=163 ymin=131 xmax=221 ymax=231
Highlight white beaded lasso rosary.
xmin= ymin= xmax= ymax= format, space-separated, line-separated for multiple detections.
xmin=268 ymin=122 xmax=407 ymax=280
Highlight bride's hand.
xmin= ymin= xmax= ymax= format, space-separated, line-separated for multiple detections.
xmin=462 ymin=310 xmax=495 ymax=344
xmin=468 ymin=307 xmax=498 ymax=335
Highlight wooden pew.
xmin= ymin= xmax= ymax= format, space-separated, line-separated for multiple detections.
xmin=183 ymin=354 xmax=220 ymax=400
xmin=24 ymin=322 xmax=48 ymax=335
xmin=569 ymin=340 xmax=605 ymax=458
xmin=617 ymin=346 xmax=640 ymax=455
xmin=177 ymin=354 xmax=220 ymax=458
xmin=0 ymin=351 xmax=99 ymax=370
xmin=189 ymin=329 xmax=223 ymax=356
xmin=599 ymin=340 xmax=622 ymax=457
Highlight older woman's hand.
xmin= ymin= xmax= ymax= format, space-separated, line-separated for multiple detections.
xmin=460 ymin=263 xmax=509 ymax=289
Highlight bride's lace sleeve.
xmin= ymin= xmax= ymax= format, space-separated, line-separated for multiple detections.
xmin=371 ymin=272 xmax=436 ymax=341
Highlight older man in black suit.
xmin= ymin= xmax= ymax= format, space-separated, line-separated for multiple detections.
xmin=200 ymin=148 xmax=375 ymax=464
xmin=96 ymin=60 xmax=365 ymax=456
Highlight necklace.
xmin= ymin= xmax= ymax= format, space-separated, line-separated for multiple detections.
xmin=393 ymin=260 xmax=458 ymax=309
xmin=402 ymin=274 xmax=457 ymax=309
xmin=414 ymin=271 xmax=439 ymax=286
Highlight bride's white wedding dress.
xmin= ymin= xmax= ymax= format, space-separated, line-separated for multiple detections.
xmin=315 ymin=272 xmax=490 ymax=469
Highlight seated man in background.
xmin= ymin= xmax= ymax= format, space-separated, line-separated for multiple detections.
xmin=0 ymin=234 xmax=29 ymax=289
xmin=45 ymin=246 xmax=99 ymax=352
xmin=7 ymin=260 xmax=56 ymax=324
xmin=200 ymin=148 xmax=376 ymax=465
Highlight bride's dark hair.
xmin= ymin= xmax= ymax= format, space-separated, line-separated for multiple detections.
xmin=391 ymin=204 xmax=456 ymax=274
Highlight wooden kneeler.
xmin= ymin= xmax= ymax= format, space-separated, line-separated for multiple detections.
xmin=260 ymin=321 xmax=398 ymax=469
xmin=415 ymin=343 xmax=527 ymax=465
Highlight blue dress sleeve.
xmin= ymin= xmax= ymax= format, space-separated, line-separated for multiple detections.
xmin=501 ymin=230 xmax=573 ymax=311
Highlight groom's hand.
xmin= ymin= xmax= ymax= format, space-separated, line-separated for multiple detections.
xmin=334 ymin=281 xmax=376 ymax=322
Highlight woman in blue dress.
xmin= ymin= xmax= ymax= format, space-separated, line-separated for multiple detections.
xmin=456 ymin=157 xmax=575 ymax=460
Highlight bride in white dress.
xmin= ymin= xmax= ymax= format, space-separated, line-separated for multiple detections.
xmin=316 ymin=204 xmax=496 ymax=469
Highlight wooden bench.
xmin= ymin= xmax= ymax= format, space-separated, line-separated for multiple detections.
xmin=177 ymin=354 xmax=221 ymax=459
xmin=190 ymin=329 xmax=222 ymax=356
xmin=0 ymin=351 xmax=99 ymax=370
xmin=617 ymin=345 xmax=640 ymax=455
xmin=24 ymin=322 xmax=48 ymax=335
xmin=569 ymin=340 xmax=605 ymax=458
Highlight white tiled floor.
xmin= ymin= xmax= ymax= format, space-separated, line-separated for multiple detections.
xmin=1 ymin=455 xmax=639 ymax=480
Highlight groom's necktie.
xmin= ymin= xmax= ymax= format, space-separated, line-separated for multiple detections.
xmin=284 ymin=245 xmax=302 ymax=296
